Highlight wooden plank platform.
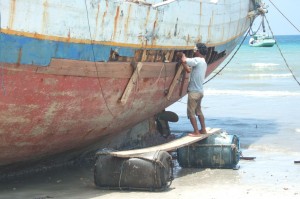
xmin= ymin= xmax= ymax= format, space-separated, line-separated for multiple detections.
xmin=98 ymin=128 xmax=221 ymax=158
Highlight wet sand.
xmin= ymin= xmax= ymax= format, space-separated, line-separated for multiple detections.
xmin=1 ymin=148 xmax=300 ymax=199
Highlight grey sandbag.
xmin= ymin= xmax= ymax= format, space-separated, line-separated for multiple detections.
xmin=94 ymin=150 xmax=173 ymax=191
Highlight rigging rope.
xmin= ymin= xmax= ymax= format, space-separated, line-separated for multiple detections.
xmin=84 ymin=0 xmax=114 ymax=116
xmin=250 ymin=18 xmax=262 ymax=36
xmin=203 ymin=28 xmax=251 ymax=85
xmin=176 ymin=18 xmax=255 ymax=104
xmin=205 ymin=9 xmax=300 ymax=87
xmin=268 ymin=0 xmax=300 ymax=33
xmin=264 ymin=15 xmax=300 ymax=86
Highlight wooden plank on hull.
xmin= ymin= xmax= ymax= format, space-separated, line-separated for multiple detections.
xmin=37 ymin=58 xmax=134 ymax=78
xmin=119 ymin=62 xmax=143 ymax=105
xmin=99 ymin=128 xmax=221 ymax=158
xmin=167 ymin=64 xmax=184 ymax=100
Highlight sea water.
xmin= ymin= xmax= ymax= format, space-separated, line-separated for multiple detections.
xmin=167 ymin=35 xmax=300 ymax=155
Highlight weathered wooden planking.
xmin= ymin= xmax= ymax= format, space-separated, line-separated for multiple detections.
xmin=119 ymin=62 xmax=143 ymax=105
xmin=167 ymin=64 xmax=184 ymax=100
xmin=101 ymin=128 xmax=221 ymax=158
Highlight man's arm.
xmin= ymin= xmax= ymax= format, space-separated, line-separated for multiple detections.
xmin=181 ymin=54 xmax=191 ymax=73
xmin=182 ymin=62 xmax=191 ymax=73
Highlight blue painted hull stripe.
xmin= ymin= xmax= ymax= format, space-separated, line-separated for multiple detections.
xmin=0 ymin=33 xmax=135 ymax=66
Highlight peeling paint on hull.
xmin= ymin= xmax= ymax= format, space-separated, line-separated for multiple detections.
xmin=0 ymin=0 xmax=259 ymax=167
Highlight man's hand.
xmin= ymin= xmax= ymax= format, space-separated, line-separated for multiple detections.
xmin=181 ymin=54 xmax=191 ymax=73
xmin=182 ymin=62 xmax=191 ymax=73
xmin=181 ymin=53 xmax=187 ymax=63
xmin=177 ymin=52 xmax=191 ymax=73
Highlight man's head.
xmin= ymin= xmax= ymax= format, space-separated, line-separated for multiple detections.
xmin=194 ymin=43 xmax=208 ymax=56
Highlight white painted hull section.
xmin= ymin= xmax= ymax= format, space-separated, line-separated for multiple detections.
xmin=0 ymin=0 xmax=253 ymax=48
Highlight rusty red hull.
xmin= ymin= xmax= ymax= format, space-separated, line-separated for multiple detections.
xmin=0 ymin=59 xmax=188 ymax=166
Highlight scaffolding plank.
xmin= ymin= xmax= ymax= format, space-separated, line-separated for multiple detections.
xmin=100 ymin=128 xmax=221 ymax=158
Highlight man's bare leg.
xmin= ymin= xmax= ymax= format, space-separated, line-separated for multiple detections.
xmin=188 ymin=116 xmax=201 ymax=136
xmin=198 ymin=111 xmax=207 ymax=134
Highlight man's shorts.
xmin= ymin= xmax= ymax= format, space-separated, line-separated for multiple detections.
xmin=187 ymin=92 xmax=204 ymax=118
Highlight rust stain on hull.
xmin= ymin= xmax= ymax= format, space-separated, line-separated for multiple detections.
xmin=9 ymin=0 xmax=16 ymax=28
xmin=17 ymin=47 xmax=22 ymax=66
xmin=42 ymin=0 xmax=49 ymax=33
xmin=95 ymin=3 xmax=101 ymax=37
xmin=112 ymin=6 xmax=120 ymax=41
xmin=101 ymin=2 xmax=108 ymax=37
xmin=124 ymin=4 xmax=132 ymax=41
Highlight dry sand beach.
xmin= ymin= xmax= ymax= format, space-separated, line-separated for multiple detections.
xmin=0 ymin=147 xmax=299 ymax=199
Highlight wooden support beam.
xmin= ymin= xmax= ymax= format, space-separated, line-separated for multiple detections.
xmin=119 ymin=62 xmax=143 ymax=105
xmin=166 ymin=64 xmax=184 ymax=100
xmin=141 ymin=50 xmax=147 ymax=62
xmin=179 ymin=70 xmax=186 ymax=97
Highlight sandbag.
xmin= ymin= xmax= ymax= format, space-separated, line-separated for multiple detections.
xmin=94 ymin=150 xmax=173 ymax=191
xmin=177 ymin=133 xmax=240 ymax=169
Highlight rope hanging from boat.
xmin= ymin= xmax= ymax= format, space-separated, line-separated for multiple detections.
xmin=264 ymin=16 xmax=300 ymax=86
xmin=203 ymin=28 xmax=251 ymax=85
xmin=177 ymin=6 xmax=257 ymax=104
xmin=268 ymin=0 xmax=300 ymax=33
xmin=250 ymin=17 xmax=263 ymax=36
xmin=84 ymin=0 xmax=114 ymax=116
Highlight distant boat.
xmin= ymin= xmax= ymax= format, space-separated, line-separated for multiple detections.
xmin=249 ymin=6 xmax=275 ymax=48
xmin=249 ymin=34 xmax=276 ymax=47
xmin=0 ymin=0 xmax=265 ymax=169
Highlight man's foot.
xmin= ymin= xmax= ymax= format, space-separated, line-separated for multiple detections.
xmin=200 ymin=130 xmax=207 ymax=134
xmin=188 ymin=133 xmax=202 ymax=137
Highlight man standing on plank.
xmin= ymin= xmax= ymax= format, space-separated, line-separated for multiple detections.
xmin=180 ymin=43 xmax=208 ymax=136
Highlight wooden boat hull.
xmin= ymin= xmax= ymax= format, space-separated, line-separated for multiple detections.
xmin=0 ymin=0 xmax=260 ymax=168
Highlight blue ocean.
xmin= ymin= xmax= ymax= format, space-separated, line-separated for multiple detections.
xmin=167 ymin=35 xmax=300 ymax=154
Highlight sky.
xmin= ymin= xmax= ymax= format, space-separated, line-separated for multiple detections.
xmin=259 ymin=0 xmax=300 ymax=35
